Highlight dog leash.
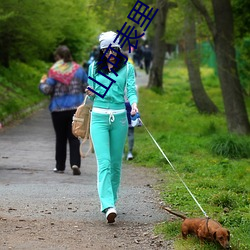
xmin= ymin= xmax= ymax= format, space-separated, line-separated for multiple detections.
xmin=139 ymin=118 xmax=209 ymax=218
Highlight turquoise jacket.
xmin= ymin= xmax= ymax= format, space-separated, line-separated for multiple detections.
xmin=87 ymin=62 xmax=138 ymax=110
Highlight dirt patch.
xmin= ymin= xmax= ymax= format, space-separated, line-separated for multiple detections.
xmin=0 ymin=216 xmax=174 ymax=250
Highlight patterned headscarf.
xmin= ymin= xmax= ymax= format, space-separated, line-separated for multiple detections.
xmin=48 ymin=59 xmax=80 ymax=85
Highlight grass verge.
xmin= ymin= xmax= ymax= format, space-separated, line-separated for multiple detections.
xmin=128 ymin=58 xmax=250 ymax=250
xmin=0 ymin=60 xmax=50 ymax=125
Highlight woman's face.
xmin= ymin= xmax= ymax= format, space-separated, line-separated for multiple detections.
xmin=102 ymin=47 xmax=119 ymax=63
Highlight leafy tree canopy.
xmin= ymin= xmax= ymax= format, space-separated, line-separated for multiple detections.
xmin=0 ymin=0 xmax=99 ymax=66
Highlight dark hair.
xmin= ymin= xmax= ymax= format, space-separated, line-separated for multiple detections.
xmin=54 ymin=45 xmax=73 ymax=63
xmin=95 ymin=48 xmax=126 ymax=75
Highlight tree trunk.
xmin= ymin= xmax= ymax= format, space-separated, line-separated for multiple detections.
xmin=184 ymin=4 xmax=218 ymax=114
xmin=212 ymin=0 xmax=250 ymax=134
xmin=148 ymin=0 xmax=168 ymax=89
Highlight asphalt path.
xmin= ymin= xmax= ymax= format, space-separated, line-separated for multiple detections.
xmin=0 ymin=106 xmax=165 ymax=222
xmin=0 ymin=69 xmax=172 ymax=249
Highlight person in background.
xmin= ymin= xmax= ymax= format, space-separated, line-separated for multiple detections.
xmin=90 ymin=46 xmax=99 ymax=61
xmin=143 ymin=44 xmax=152 ymax=74
xmin=39 ymin=45 xmax=88 ymax=175
xmin=123 ymin=51 xmax=137 ymax=161
xmin=133 ymin=45 xmax=144 ymax=69
xmin=125 ymin=101 xmax=135 ymax=160
xmin=87 ymin=46 xmax=99 ymax=70
xmin=85 ymin=31 xmax=138 ymax=223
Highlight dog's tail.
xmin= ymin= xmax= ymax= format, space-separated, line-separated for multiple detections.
xmin=162 ymin=206 xmax=187 ymax=220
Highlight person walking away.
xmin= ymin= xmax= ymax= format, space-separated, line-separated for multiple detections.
xmin=136 ymin=45 xmax=144 ymax=69
xmin=85 ymin=31 xmax=138 ymax=223
xmin=143 ymin=44 xmax=152 ymax=74
xmin=125 ymin=101 xmax=135 ymax=160
xmin=86 ymin=46 xmax=99 ymax=71
xmin=39 ymin=45 xmax=88 ymax=175
xmin=123 ymin=51 xmax=137 ymax=161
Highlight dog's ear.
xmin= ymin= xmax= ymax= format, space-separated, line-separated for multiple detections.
xmin=213 ymin=231 xmax=217 ymax=240
xmin=227 ymin=230 xmax=230 ymax=240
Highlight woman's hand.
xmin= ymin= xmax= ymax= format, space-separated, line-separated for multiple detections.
xmin=131 ymin=103 xmax=138 ymax=116
xmin=40 ymin=74 xmax=47 ymax=83
xmin=85 ymin=86 xmax=95 ymax=97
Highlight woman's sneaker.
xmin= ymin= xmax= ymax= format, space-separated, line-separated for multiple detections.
xmin=105 ymin=207 xmax=117 ymax=223
xmin=72 ymin=165 xmax=81 ymax=175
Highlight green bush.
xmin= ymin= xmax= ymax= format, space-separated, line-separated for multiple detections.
xmin=210 ymin=191 xmax=238 ymax=209
xmin=0 ymin=60 xmax=49 ymax=122
xmin=210 ymin=135 xmax=250 ymax=159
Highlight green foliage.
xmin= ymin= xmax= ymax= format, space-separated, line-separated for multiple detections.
xmin=165 ymin=2 xmax=184 ymax=44
xmin=236 ymin=37 xmax=250 ymax=95
xmin=90 ymin=0 xmax=135 ymax=32
xmin=0 ymin=60 xmax=49 ymax=122
xmin=232 ymin=0 xmax=250 ymax=39
xmin=0 ymin=0 xmax=99 ymax=66
xmin=91 ymin=0 xmax=158 ymax=48
xmin=164 ymin=0 xmax=212 ymax=44
xmin=233 ymin=0 xmax=250 ymax=101
xmin=129 ymin=58 xmax=250 ymax=249
xmin=210 ymin=135 xmax=250 ymax=159
xmin=210 ymin=191 xmax=238 ymax=209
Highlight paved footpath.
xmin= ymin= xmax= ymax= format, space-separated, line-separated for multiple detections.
xmin=0 ymin=71 xmax=173 ymax=249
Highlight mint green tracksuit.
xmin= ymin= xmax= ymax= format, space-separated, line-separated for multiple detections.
xmin=88 ymin=62 xmax=137 ymax=212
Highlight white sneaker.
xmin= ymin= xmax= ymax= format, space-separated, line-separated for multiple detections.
xmin=53 ymin=168 xmax=64 ymax=173
xmin=127 ymin=152 xmax=133 ymax=160
xmin=105 ymin=207 xmax=117 ymax=223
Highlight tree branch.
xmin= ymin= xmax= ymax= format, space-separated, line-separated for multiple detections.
xmin=167 ymin=1 xmax=178 ymax=9
xmin=190 ymin=0 xmax=216 ymax=37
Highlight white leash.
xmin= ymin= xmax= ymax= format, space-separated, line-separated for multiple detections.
xmin=139 ymin=118 xmax=209 ymax=218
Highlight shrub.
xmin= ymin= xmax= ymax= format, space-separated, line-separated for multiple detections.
xmin=210 ymin=135 xmax=250 ymax=159
xmin=210 ymin=191 xmax=237 ymax=209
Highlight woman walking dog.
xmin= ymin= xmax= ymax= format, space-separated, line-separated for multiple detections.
xmin=85 ymin=31 xmax=138 ymax=223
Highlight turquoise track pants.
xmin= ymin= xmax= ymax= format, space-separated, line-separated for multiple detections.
xmin=90 ymin=111 xmax=128 ymax=212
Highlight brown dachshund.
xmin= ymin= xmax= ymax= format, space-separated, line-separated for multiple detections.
xmin=162 ymin=207 xmax=231 ymax=249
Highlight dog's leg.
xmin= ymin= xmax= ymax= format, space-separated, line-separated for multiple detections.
xmin=199 ymin=237 xmax=205 ymax=247
xmin=181 ymin=231 xmax=188 ymax=239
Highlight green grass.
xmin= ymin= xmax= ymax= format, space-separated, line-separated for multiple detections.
xmin=128 ymin=58 xmax=250 ymax=250
xmin=0 ymin=60 xmax=50 ymax=123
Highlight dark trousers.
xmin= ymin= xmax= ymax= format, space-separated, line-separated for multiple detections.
xmin=51 ymin=110 xmax=80 ymax=171
xmin=144 ymin=59 xmax=151 ymax=74
xmin=125 ymin=102 xmax=135 ymax=153
xmin=127 ymin=127 xmax=134 ymax=152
